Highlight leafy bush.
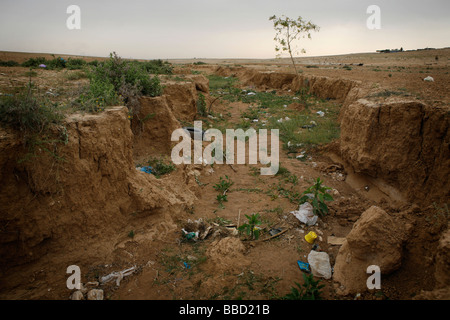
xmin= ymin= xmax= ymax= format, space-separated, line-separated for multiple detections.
xmin=73 ymin=52 xmax=162 ymax=114
xmin=299 ymin=177 xmax=333 ymax=216
xmin=66 ymin=58 xmax=86 ymax=70
xmin=197 ymin=92 xmax=207 ymax=116
xmin=0 ymin=84 xmax=63 ymax=134
xmin=140 ymin=59 xmax=173 ymax=74
xmin=46 ymin=56 xmax=66 ymax=69
xmin=21 ymin=57 xmax=47 ymax=68
xmin=0 ymin=60 xmax=20 ymax=67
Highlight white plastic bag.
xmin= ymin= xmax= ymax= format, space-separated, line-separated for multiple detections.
xmin=307 ymin=250 xmax=332 ymax=279
xmin=291 ymin=202 xmax=318 ymax=226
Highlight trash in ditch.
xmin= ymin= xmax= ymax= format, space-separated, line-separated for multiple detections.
xmin=291 ymin=202 xmax=318 ymax=226
xmin=423 ymin=76 xmax=434 ymax=82
xmin=316 ymin=111 xmax=325 ymax=117
xmin=297 ymin=260 xmax=311 ymax=273
xmin=307 ymin=250 xmax=332 ymax=279
xmin=100 ymin=266 xmax=136 ymax=286
xmin=269 ymin=228 xmax=282 ymax=236
xmin=305 ymin=231 xmax=318 ymax=244
xmin=302 ymin=121 xmax=317 ymax=129
xmin=183 ymin=127 xmax=205 ymax=140
xmin=138 ymin=166 xmax=153 ymax=174
xmin=182 ymin=229 xmax=199 ymax=241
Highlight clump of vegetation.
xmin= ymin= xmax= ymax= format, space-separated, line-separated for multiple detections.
xmin=284 ymin=273 xmax=325 ymax=300
xmin=72 ymin=52 xmax=163 ymax=114
xmin=0 ymin=81 xmax=66 ymax=161
xmin=0 ymin=60 xmax=20 ymax=67
xmin=299 ymin=177 xmax=333 ymax=216
xmin=213 ymin=175 xmax=234 ymax=208
xmin=197 ymin=92 xmax=207 ymax=116
xmin=238 ymin=213 xmax=263 ymax=240
xmin=146 ymin=156 xmax=176 ymax=178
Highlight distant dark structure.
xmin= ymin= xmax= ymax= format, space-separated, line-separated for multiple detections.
xmin=376 ymin=47 xmax=404 ymax=53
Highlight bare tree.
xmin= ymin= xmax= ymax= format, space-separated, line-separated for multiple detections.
xmin=269 ymin=15 xmax=319 ymax=74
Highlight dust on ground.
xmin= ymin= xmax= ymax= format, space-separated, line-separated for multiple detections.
xmin=0 ymin=49 xmax=448 ymax=300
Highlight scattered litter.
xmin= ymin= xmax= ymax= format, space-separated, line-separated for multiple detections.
xmin=327 ymin=236 xmax=346 ymax=246
xmin=138 ymin=166 xmax=153 ymax=174
xmin=423 ymin=76 xmax=434 ymax=82
xmin=316 ymin=111 xmax=325 ymax=117
xmin=307 ymin=250 xmax=332 ymax=279
xmin=284 ymin=116 xmax=290 ymax=121
xmin=291 ymin=202 xmax=318 ymax=226
xmin=247 ymin=92 xmax=256 ymax=96
xmin=100 ymin=266 xmax=136 ymax=286
xmin=297 ymin=260 xmax=311 ymax=273
xmin=39 ymin=64 xmax=46 ymax=68
xmin=182 ymin=229 xmax=199 ymax=241
xmin=305 ymin=231 xmax=318 ymax=244
xmin=269 ymin=228 xmax=282 ymax=236
xmin=183 ymin=262 xmax=191 ymax=269
xmin=87 ymin=289 xmax=104 ymax=300
xmin=283 ymin=104 xmax=287 ymax=108
xmin=252 ymin=119 xmax=258 ymax=122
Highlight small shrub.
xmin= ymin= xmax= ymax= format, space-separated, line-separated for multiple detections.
xmin=146 ymin=156 xmax=176 ymax=178
xmin=299 ymin=177 xmax=333 ymax=216
xmin=73 ymin=52 xmax=163 ymax=114
xmin=197 ymin=92 xmax=207 ymax=116
xmin=21 ymin=57 xmax=47 ymax=68
xmin=238 ymin=213 xmax=263 ymax=240
xmin=284 ymin=273 xmax=325 ymax=300
xmin=0 ymin=60 xmax=20 ymax=67
xmin=66 ymin=58 xmax=86 ymax=70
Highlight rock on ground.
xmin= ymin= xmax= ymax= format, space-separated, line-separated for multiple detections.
xmin=333 ymin=206 xmax=408 ymax=295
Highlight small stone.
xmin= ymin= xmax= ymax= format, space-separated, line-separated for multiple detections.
xmin=87 ymin=289 xmax=104 ymax=300
xmin=71 ymin=290 xmax=84 ymax=300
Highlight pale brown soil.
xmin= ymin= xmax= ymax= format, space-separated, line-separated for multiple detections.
xmin=0 ymin=49 xmax=448 ymax=300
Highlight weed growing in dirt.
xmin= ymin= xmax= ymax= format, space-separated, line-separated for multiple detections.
xmin=197 ymin=92 xmax=207 ymax=116
xmin=146 ymin=156 xmax=176 ymax=178
xmin=213 ymin=175 xmax=234 ymax=208
xmin=72 ymin=52 xmax=163 ymax=114
xmin=238 ymin=213 xmax=263 ymax=240
xmin=284 ymin=273 xmax=325 ymax=300
xmin=0 ymin=81 xmax=65 ymax=155
xmin=213 ymin=175 xmax=234 ymax=193
xmin=299 ymin=177 xmax=333 ymax=216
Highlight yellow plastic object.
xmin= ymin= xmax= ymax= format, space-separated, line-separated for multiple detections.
xmin=305 ymin=231 xmax=317 ymax=244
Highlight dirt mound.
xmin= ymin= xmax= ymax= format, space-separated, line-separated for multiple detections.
xmin=339 ymin=98 xmax=450 ymax=205
xmin=333 ymin=206 xmax=412 ymax=295
xmin=132 ymin=96 xmax=181 ymax=159
xmin=0 ymin=107 xmax=196 ymax=298
xmin=205 ymin=237 xmax=250 ymax=273
xmin=162 ymin=81 xmax=198 ymax=122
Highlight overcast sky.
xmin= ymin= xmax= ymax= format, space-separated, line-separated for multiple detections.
xmin=0 ymin=0 xmax=449 ymax=59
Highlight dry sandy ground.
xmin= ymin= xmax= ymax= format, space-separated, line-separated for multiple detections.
xmin=0 ymin=49 xmax=448 ymax=301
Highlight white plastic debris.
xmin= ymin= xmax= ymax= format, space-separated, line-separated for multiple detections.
xmin=316 ymin=111 xmax=325 ymax=117
xmin=100 ymin=266 xmax=136 ymax=286
xmin=291 ymin=202 xmax=318 ymax=226
xmin=247 ymin=92 xmax=256 ymax=96
xmin=307 ymin=250 xmax=332 ymax=279
xmin=423 ymin=76 xmax=434 ymax=82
